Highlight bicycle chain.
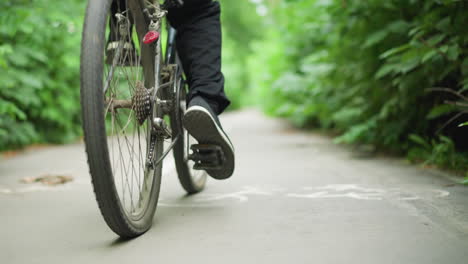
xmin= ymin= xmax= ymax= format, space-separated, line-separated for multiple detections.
xmin=146 ymin=133 xmax=157 ymax=169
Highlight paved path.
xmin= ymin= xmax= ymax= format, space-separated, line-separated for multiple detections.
xmin=1 ymin=109 xmax=468 ymax=264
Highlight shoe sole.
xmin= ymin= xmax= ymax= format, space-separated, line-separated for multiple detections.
xmin=183 ymin=106 xmax=235 ymax=180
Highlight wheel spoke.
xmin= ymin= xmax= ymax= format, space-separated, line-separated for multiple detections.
xmin=102 ymin=9 xmax=158 ymax=216
xmin=103 ymin=41 xmax=124 ymax=94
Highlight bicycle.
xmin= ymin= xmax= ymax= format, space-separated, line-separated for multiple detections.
xmin=80 ymin=0 xmax=226 ymax=238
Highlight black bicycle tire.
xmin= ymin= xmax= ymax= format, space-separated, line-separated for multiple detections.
xmin=170 ymin=67 xmax=207 ymax=194
xmin=80 ymin=0 xmax=161 ymax=238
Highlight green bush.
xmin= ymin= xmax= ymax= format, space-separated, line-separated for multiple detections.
xmin=248 ymin=0 xmax=468 ymax=173
xmin=220 ymin=0 xmax=264 ymax=109
xmin=0 ymin=0 xmax=85 ymax=150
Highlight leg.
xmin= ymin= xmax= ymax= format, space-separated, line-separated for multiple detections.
xmin=167 ymin=0 xmax=230 ymax=114
xmin=167 ymin=0 xmax=235 ymax=179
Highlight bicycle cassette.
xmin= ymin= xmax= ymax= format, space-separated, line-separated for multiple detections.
xmin=132 ymin=81 xmax=152 ymax=125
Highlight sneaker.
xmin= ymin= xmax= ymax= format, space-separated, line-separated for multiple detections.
xmin=183 ymin=96 xmax=235 ymax=179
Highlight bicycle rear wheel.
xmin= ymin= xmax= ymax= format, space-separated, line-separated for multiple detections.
xmin=171 ymin=71 xmax=207 ymax=194
xmin=80 ymin=0 xmax=162 ymax=238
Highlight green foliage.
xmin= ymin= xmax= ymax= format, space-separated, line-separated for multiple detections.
xmin=219 ymin=0 xmax=265 ymax=109
xmin=462 ymin=177 xmax=468 ymax=185
xmin=247 ymin=0 xmax=468 ymax=173
xmin=408 ymin=134 xmax=468 ymax=173
xmin=0 ymin=0 xmax=85 ymax=150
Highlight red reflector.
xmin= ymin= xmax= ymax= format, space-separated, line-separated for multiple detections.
xmin=143 ymin=31 xmax=160 ymax=44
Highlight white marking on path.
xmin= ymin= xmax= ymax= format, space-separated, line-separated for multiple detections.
xmin=289 ymin=184 xmax=450 ymax=201
xmin=138 ymin=184 xmax=455 ymax=207
xmin=0 ymin=187 xmax=13 ymax=194
xmin=194 ymin=186 xmax=273 ymax=202
xmin=288 ymin=191 xmax=384 ymax=200
xmin=433 ymin=190 xmax=450 ymax=198
xmin=309 ymin=184 xmax=386 ymax=194
xmin=397 ymin=196 xmax=420 ymax=201
xmin=290 ymin=184 xmax=386 ymax=200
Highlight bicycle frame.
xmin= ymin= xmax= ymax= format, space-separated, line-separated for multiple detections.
xmin=129 ymin=0 xmax=184 ymax=166
xmin=166 ymin=26 xmax=178 ymax=64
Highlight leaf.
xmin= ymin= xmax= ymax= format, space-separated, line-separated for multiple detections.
xmin=400 ymin=58 xmax=420 ymax=74
xmin=459 ymin=122 xmax=468 ymax=127
xmin=408 ymin=26 xmax=422 ymax=37
xmin=0 ymin=44 xmax=13 ymax=56
xmin=421 ymin=49 xmax=438 ymax=63
xmin=436 ymin=17 xmax=450 ymax=32
xmin=20 ymin=74 xmax=43 ymax=89
xmin=461 ymin=77 xmax=468 ymax=92
xmin=387 ymin=20 xmax=410 ymax=34
xmin=439 ymin=45 xmax=449 ymax=53
xmin=427 ymin=104 xmax=457 ymax=119
xmin=427 ymin=34 xmax=445 ymax=46
xmin=446 ymin=44 xmax=460 ymax=61
xmin=379 ymin=44 xmax=410 ymax=59
xmin=0 ymin=101 xmax=27 ymax=120
xmin=364 ymin=30 xmax=388 ymax=48
xmin=7 ymin=51 xmax=29 ymax=67
xmin=375 ymin=64 xmax=396 ymax=79
xmin=409 ymin=134 xmax=430 ymax=149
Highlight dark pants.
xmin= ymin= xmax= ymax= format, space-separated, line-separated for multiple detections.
xmin=167 ymin=0 xmax=229 ymax=114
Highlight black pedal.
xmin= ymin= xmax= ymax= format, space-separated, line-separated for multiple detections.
xmin=188 ymin=144 xmax=225 ymax=170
